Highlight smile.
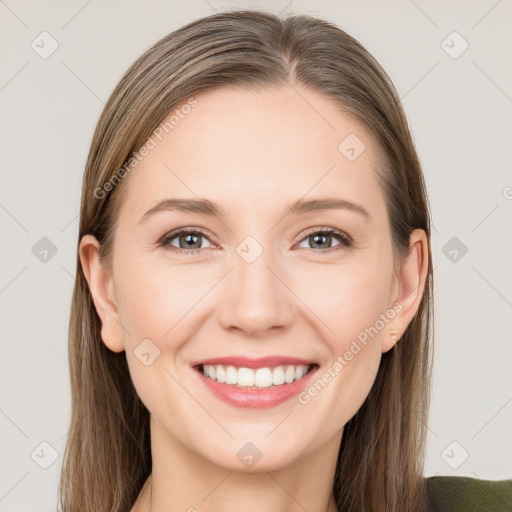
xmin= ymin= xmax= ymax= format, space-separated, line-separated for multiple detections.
xmin=197 ymin=363 xmax=315 ymax=389
xmin=192 ymin=358 xmax=320 ymax=408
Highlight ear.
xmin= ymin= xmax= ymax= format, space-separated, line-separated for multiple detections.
xmin=382 ymin=228 xmax=429 ymax=353
xmin=79 ymin=234 xmax=125 ymax=353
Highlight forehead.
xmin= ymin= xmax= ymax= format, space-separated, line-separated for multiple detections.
xmin=119 ymin=84 xmax=387 ymax=222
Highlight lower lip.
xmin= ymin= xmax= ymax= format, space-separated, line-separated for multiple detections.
xmin=193 ymin=365 xmax=318 ymax=408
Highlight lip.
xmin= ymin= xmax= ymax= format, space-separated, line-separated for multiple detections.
xmin=191 ymin=356 xmax=316 ymax=369
xmin=192 ymin=361 xmax=319 ymax=409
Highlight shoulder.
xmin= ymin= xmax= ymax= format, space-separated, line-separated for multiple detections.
xmin=426 ymin=475 xmax=512 ymax=512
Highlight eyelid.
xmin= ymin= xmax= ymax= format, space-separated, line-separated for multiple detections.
xmin=158 ymin=226 xmax=220 ymax=248
xmin=296 ymin=225 xmax=352 ymax=240
xmin=292 ymin=226 xmax=353 ymax=248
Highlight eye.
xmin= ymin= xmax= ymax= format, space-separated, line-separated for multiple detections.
xmin=295 ymin=227 xmax=353 ymax=252
xmin=158 ymin=226 xmax=353 ymax=256
xmin=158 ymin=228 xmax=217 ymax=255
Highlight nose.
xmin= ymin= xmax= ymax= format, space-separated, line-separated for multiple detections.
xmin=217 ymin=245 xmax=294 ymax=337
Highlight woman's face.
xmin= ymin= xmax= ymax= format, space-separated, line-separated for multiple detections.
xmin=82 ymin=84 xmax=425 ymax=472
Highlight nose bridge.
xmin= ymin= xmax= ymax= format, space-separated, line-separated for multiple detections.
xmin=217 ymin=237 xmax=293 ymax=334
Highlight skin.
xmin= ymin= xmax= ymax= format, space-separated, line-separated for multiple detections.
xmin=80 ymin=83 xmax=428 ymax=512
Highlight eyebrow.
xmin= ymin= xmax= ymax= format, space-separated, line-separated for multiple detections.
xmin=138 ymin=196 xmax=371 ymax=224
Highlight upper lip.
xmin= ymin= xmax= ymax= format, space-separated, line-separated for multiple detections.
xmin=191 ymin=356 xmax=317 ymax=369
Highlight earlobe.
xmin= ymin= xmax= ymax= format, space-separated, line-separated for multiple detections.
xmin=79 ymin=235 xmax=125 ymax=353
xmin=382 ymin=229 xmax=429 ymax=353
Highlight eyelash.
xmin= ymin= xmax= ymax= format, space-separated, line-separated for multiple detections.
xmin=157 ymin=227 xmax=353 ymax=256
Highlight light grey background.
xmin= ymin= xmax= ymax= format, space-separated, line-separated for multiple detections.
xmin=1 ymin=0 xmax=511 ymax=510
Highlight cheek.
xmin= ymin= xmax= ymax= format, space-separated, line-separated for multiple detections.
xmin=114 ymin=254 xmax=205 ymax=343
xmin=292 ymin=261 xmax=391 ymax=421
xmin=115 ymin=247 xmax=393 ymax=367
xmin=115 ymin=257 xmax=204 ymax=420
xmin=295 ymin=259 xmax=393 ymax=348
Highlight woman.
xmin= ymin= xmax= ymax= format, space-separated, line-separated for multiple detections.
xmin=59 ymin=9 xmax=510 ymax=512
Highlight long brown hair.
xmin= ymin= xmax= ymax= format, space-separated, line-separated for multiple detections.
xmin=59 ymin=10 xmax=434 ymax=511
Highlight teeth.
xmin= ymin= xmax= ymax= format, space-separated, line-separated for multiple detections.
xmin=207 ymin=365 xmax=216 ymax=380
xmin=238 ymin=367 xmax=255 ymax=386
xmin=254 ymin=367 xmax=272 ymax=387
xmin=225 ymin=365 xmax=237 ymax=385
xmin=285 ymin=365 xmax=295 ymax=383
xmin=200 ymin=364 xmax=311 ymax=388
xmin=272 ymin=366 xmax=285 ymax=385
xmin=216 ymin=365 xmax=226 ymax=383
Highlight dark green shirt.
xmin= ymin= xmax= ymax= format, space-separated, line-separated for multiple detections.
xmin=427 ymin=476 xmax=512 ymax=511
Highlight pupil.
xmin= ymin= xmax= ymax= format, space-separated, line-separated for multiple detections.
xmin=182 ymin=233 xmax=200 ymax=249
xmin=312 ymin=234 xmax=330 ymax=249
